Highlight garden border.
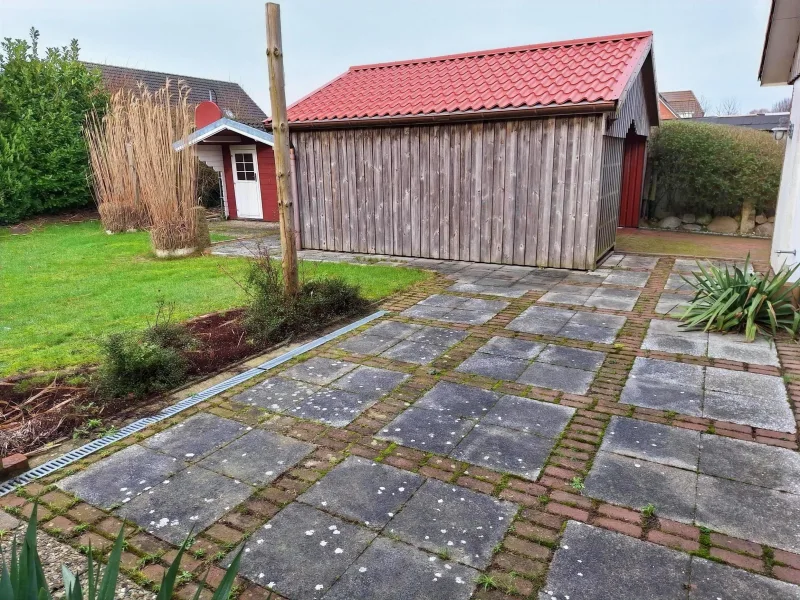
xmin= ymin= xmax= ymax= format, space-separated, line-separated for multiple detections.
xmin=0 ymin=310 xmax=386 ymax=497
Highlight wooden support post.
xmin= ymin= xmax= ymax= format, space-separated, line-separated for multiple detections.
xmin=266 ymin=2 xmax=299 ymax=296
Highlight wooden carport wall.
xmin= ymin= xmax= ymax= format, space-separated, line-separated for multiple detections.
xmin=289 ymin=54 xmax=654 ymax=270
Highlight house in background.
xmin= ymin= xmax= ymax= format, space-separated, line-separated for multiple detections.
xmin=691 ymin=112 xmax=791 ymax=137
xmin=88 ymin=62 xmax=279 ymax=221
xmin=285 ymin=31 xmax=659 ymax=270
xmin=660 ymin=90 xmax=705 ymax=118
xmin=759 ymin=0 xmax=800 ymax=279
xmin=658 ymin=94 xmax=680 ymax=120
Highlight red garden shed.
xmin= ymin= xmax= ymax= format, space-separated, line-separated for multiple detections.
xmin=175 ymin=102 xmax=280 ymax=222
xmin=284 ymin=31 xmax=659 ymax=269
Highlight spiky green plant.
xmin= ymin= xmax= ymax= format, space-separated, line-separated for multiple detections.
xmin=0 ymin=504 xmax=244 ymax=600
xmin=680 ymin=255 xmax=800 ymax=341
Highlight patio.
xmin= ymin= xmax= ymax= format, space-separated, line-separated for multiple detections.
xmin=2 ymin=250 xmax=800 ymax=600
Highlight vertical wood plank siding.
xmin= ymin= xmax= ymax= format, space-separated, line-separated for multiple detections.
xmin=606 ymin=68 xmax=650 ymax=138
xmin=291 ymin=115 xmax=606 ymax=269
xmin=596 ymin=135 xmax=624 ymax=259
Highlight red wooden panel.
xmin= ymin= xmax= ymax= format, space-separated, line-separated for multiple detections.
xmin=257 ymin=144 xmax=279 ymax=222
xmin=619 ymin=133 xmax=646 ymax=228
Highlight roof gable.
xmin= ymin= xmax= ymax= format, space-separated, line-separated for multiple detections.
xmin=84 ymin=62 xmax=268 ymax=127
xmin=286 ymin=31 xmax=654 ymax=125
xmin=172 ymin=118 xmax=275 ymax=151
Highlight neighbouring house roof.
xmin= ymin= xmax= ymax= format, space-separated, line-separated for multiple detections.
xmin=284 ymin=31 xmax=655 ymax=126
xmin=660 ymin=90 xmax=704 ymax=118
xmin=172 ymin=118 xmax=275 ymax=151
xmin=658 ymin=94 xmax=679 ymax=120
xmin=759 ymin=0 xmax=800 ymax=85
xmin=84 ymin=62 xmax=268 ymax=127
xmin=691 ymin=112 xmax=790 ymax=132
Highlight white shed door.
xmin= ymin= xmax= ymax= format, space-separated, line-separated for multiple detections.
xmin=230 ymin=145 xmax=263 ymax=219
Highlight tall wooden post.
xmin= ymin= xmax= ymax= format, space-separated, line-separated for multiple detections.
xmin=266 ymin=2 xmax=299 ymax=296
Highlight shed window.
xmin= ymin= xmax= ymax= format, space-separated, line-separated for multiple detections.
xmin=234 ymin=152 xmax=256 ymax=181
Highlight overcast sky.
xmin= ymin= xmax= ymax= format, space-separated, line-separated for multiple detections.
xmin=1 ymin=0 xmax=791 ymax=116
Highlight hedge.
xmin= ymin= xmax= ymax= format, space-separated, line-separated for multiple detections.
xmin=648 ymin=120 xmax=785 ymax=217
xmin=0 ymin=29 xmax=108 ymax=225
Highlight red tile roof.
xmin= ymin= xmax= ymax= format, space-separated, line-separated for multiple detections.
xmin=286 ymin=31 xmax=653 ymax=124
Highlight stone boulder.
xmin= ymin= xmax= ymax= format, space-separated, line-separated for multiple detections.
xmin=681 ymin=213 xmax=696 ymax=224
xmin=680 ymin=223 xmax=702 ymax=232
xmin=754 ymin=222 xmax=774 ymax=237
xmin=658 ymin=216 xmax=683 ymax=229
xmin=638 ymin=218 xmax=651 ymax=229
xmin=755 ymin=214 xmax=768 ymax=225
xmin=696 ymin=214 xmax=713 ymax=226
xmin=653 ymin=205 xmax=673 ymax=220
xmin=707 ymin=216 xmax=739 ymax=234
xmin=768 ymin=216 xmax=775 ymax=223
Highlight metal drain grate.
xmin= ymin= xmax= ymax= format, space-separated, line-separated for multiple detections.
xmin=0 ymin=310 xmax=386 ymax=497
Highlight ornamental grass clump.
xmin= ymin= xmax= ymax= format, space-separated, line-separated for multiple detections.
xmin=680 ymin=255 xmax=800 ymax=341
xmin=85 ymin=90 xmax=149 ymax=233
xmin=0 ymin=503 xmax=244 ymax=599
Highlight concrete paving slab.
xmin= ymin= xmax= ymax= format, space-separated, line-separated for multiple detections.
xmin=483 ymin=394 xmax=575 ymax=436
xmin=330 ymin=365 xmax=410 ymax=401
xmin=386 ymin=479 xmax=517 ymax=569
xmin=231 ymin=502 xmax=376 ymax=599
xmin=619 ymin=255 xmax=660 ymax=269
xmin=323 ymin=536 xmax=478 ymax=600
xmin=289 ymin=387 xmax=379 ymax=427
xmin=518 ymin=362 xmax=596 ymax=395
xmin=695 ymin=474 xmax=800 ymax=554
xmin=619 ymin=379 xmax=704 ymax=416
xmin=478 ymin=336 xmax=546 ymax=359
xmin=506 ymin=305 xmax=574 ymax=335
xmin=337 ymin=333 xmax=398 ymax=355
xmin=118 ymin=466 xmax=253 ymax=544
xmin=536 ymin=345 xmax=605 ymax=372
xmin=569 ymin=311 xmax=627 ymax=330
xmin=362 ymin=321 xmax=423 ymax=339
xmin=418 ymin=294 xmax=471 ymax=308
xmin=378 ymin=407 xmax=475 ymax=455
xmin=707 ymin=334 xmax=780 ymax=366
xmin=451 ymin=423 xmax=557 ymax=479
xmin=281 ymin=357 xmax=359 ymax=386
xmin=601 ymin=417 xmax=701 ymax=471
xmin=142 ymin=413 xmax=248 ymax=461
xmin=641 ymin=333 xmax=708 ymax=356
xmin=583 ymin=452 xmax=697 ymax=523
xmin=704 ymin=390 xmax=797 ymax=433
xmin=655 ymin=293 xmax=692 ymax=316
xmin=629 ymin=357 xmax=705 ymax=387
xmin=603 ymin=270 xmax=651 ymax=287
xmin=665 ymin=273 xmax=693 ymax=291
xmin=689 ymin=556 xmax=800 ymax=600
xmin=234 ymin=376 xmax=320 ymax=412
xmin=455 ymin=352 xmax=530 ymax=381
xmin=584 ymin=287 xmax=640 ymax=311
xmin=299 ymin=456 xmax=424 ymax=529
xmin=197 ymin=429 xmax=314 ymax=486
xmin=539 ymin=521 xmax=690 ymax=600
xmin=58 ymin=444 xmax=185 ymax=510
xmin=380 ymin=340 xmax=451 ymax=365
xmin=539 ymin=285 xmax=596 ymax=306
xmin=699 ymin=434 xmax=800 ymax=494
xmin=407 ymin=326 xmax=469 ymax=347
xmin=413 ymin=382 xmax=501 ymax=419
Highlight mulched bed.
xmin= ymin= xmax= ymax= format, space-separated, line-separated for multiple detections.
xmin=0 ymin=308 xmax=259 ymax=458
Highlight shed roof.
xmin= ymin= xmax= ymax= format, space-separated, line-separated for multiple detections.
xmin=660 ymin=90 xmax=704 ymax=117
xmin=84 ymin=62 xmax=268 ymax=127
xmin=285 ymin=31 xmax=654 ymax=126
xmin=172 ymin=118 xmax=275 ymax=151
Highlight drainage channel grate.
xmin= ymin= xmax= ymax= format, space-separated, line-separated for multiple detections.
xmin=0 ymin=310 xmax=386 ymax=497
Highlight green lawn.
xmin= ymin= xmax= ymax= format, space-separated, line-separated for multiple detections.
xmin=0 ymin=221 xmax=429 ymax=376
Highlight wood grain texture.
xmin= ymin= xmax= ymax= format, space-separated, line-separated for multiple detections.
xmin=293 ymin=117 xmax=610 ymax=268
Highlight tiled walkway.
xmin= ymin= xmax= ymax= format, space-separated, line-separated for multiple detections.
xmin=4 ymin=251 xmax=800 ymax=599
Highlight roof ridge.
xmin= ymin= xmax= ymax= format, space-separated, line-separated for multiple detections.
xmin=348 ymin=31 xmax=653 ymax=72
xmin=82 ymin=61 xmax=246 ymax=90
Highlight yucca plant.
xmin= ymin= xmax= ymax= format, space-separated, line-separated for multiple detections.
xmin=0 ymin=504 xmax=244 ymax=600
xmin=680 ymin=254 xmax=800 ymax=341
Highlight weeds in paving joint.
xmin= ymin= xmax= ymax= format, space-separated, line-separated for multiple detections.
xmin=476 ymin=573 xmax=498 ymax=590
xmin=191 ymin=548 xmax=206 ymax=559
xmin=570 ymin=477 xmax=585 ymax=491
xmin=641 ymin=503 xmax=656 ymax=518
xmin=73 ymin=523 xmax=89 ymax=534
xmin=538 ymin=495 xmax=550 ymax=505
xmin=436 ymin=547 xmax=451 ymax=560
